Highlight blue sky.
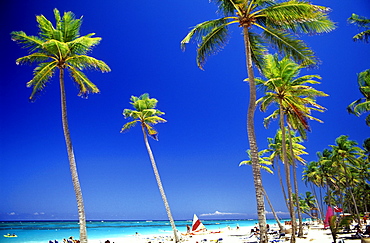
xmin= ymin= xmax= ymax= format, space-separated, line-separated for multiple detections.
xmin=1 ymin=0 xmax=369 ymax=221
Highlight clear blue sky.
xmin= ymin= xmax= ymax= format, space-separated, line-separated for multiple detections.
xmin=1 ymin=0 xmax=369 ymax=221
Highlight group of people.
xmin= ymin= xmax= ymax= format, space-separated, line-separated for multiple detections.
xmin=48 ymin=236 xmax=80 ymax=243
xmin=355 ymin=224 xmax=370 ymax=236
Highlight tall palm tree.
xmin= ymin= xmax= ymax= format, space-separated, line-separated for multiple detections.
xmin=11 ymin=9 xmax=111 ymax=243
xmin=121 ymin=94 xmax=179 ymax=242
xmin=181 ymin=2 xmax=334 ymax=241
xmin=256 ymin=54 xmax=327 ymax=238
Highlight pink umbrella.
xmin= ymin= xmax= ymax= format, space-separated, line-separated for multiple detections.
xmin=324 ymin=206 xmax=334 ymax=228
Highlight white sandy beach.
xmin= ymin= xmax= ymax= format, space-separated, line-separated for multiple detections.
xmin=88 ymin=224 xmax=368 ymax=243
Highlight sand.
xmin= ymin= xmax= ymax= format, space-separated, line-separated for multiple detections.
xmin=88 ymin=224 xmax=368 ymax=243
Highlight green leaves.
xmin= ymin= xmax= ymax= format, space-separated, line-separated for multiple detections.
xmin=256 ymin=54 xmax=327 ymax=138
xmin=11 ymin=31 xmax=44 ymax=53
xmin=11 ymin=8 xmax=110 ymax=101
xmin=348 ymin=13 xmax=370 ymax=43
xmin=261 ymin=28 xmax=317 ymax=67
xmin=27 ymin=61 xmax=58 ymax=101
xmin=121 ymin=94 xmax=167 ymax=140
xmin=347 ymin=69 xmax=370 ymax=126
xmin=181 ymin=17 xmax=237 ymax=69
xmin=181 ymin=0 xmax=335 ymax=70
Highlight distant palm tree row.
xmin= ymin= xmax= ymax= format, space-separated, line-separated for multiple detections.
xmin=302 ymin=136 xmax=370 ymax=224
xmin=10 ymin=2 xmax=369 ymax=243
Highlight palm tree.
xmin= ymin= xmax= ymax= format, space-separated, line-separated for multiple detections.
xmin=121 ymin=94 xmax=179 ymax=242
xmin=256 ymin=54 xmax=327 ymax=238
xmin=347 ymin=14 xmax=370 ymax=126
xmin=302 ymin=160 xmax=326 ymax=220
xmin=11 ymin=9 xmax=111 ymax=243
xmin=329 ymin=135 xmax=364 ymax=224
xmin=297 ymin=191 xmax=319 ymax=219
xmin=181 ymin=2 xmax=334 ymax=241
xmin=347 ymin=70 xmax=370 ymax=126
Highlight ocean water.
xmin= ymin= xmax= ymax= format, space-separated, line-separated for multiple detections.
xmin=0 ymin=219 xmax=285 ymax=243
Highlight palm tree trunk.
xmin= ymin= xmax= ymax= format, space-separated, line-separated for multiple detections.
xmin=243 ymin=26 xmax=268 ymax=243
xmin=263 ymin=187 xmax=284 ymax=231
xmin=279 ymin=109 xmax=296 ymax=243
xmin=277 ymin=158 xmax=289 ymax=210
xmin=59 ymin=68 xmax=88 ymax=243
xmin=141 ymin=126 xmax=179 ymax=243
xmin=287 ymin=128 xmax=303 ymax=237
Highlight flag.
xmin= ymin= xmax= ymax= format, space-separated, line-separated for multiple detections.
xmin=334 ymin=206 xmax=343 ymax=213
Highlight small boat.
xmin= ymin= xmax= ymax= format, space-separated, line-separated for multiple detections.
xmin=4 ymin=234 xmax=17 ymax=238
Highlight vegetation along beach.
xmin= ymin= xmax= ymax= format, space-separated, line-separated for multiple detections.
xmin=1 ymin=0 xmax=369 ymax=243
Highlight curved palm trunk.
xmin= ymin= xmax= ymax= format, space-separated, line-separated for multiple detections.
xmin=279 ymin=108 xmax=296 ymax=243
xmin=263 ymin=187 xmax=284 ymax=231
xmin=243 ymin=27 xmax=268 ymax=243
xmin=59 ymin=68 xmax=88 ymax=243
xmin=141 ymin=126 xmax=179 ymax=243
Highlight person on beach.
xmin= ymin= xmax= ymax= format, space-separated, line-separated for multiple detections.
xmin=364 ymin=225 xmax=370 ymax=235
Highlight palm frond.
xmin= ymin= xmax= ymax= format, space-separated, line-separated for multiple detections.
xmin=348 ymin=13 xmax=370 ymax=29
xmin=36 ymin=14 xmax=57 ymax=40
xmin=261 ymin=26 xmax=318 ymax=67
xmin=353 ymin=30 xmax=370 ymax=43
xmin=212 ymin=0 xmax=238 ymax=16
xmin=366 ymin=114 xmax=370 ymax=126
xmin=263 ymin=109 xmax=279 ymax=128
xmin=348 ymin=13 xmax=370 ymax=43
xmin=68 ymin=66 xmax=100 ymax=98
xmin=260 ymin=1 xmax=335 ymax=34
xmin=15 ymin=53 xmax=51 ymax=65
xmin=181 ymin=18 xmax=230 ymax=49
xmin=120 ymin=120 xmax=138 ymax=133
xmin=144 ymin=123 xmax=159 ymax=141
xmin=196 ymin=23 xmax=231 ymax=69
xmin=67 ymin=55 xmax=111 ymax=72
xmin=145 ymin=116 xmax=167 ymax=125
xmin=248 ymin=31 xmax=268 ymax=71
xmin=257 ymin=93 xmax=276 ymax=112
xmin=11 ymin=31 xmax=44 ymax=53
xmin=59 ymin=9 xmax=82 ymax=42
xmin=27 ymin=61 xmax=58 ymax=101
xmin=68 ymin=34 xmax=102 ymax=54
xmin=352 ymin=100 xmax=370 ymax=116
xmin=42 ymin=39 xmax=70 ymax=59
xmin=123 ymin=109 xmax=142 ymax=119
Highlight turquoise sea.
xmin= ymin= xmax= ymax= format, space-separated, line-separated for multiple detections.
xmin=0 ymin=219 xmax=287 ymax=243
